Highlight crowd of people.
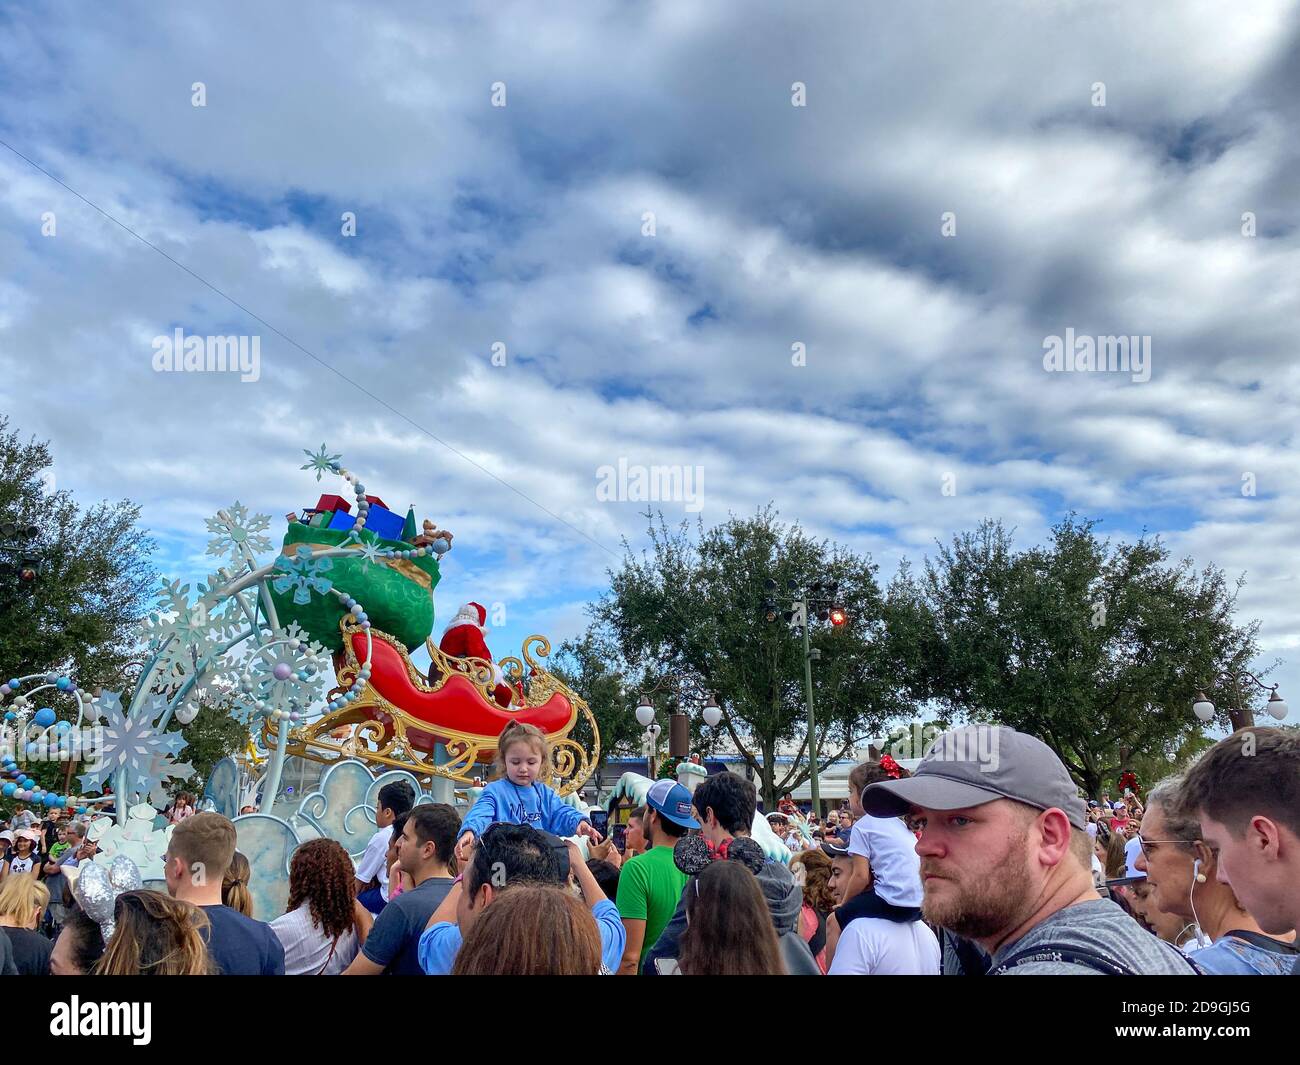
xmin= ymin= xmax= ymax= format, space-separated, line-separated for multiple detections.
xmin=0 ymin=720 xmax=1296 ymax=976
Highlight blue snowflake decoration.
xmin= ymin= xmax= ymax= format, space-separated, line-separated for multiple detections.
xmin=271 ymin=545 xmax=334 ymax=605
xmin=78 ymin=692 xmax=190 ymax=801
xmin=301 ymin=444 xmax=343 ymax=482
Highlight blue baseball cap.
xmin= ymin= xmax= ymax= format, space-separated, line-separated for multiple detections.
xmin=645 ymin=779 xmax=700 ymax=829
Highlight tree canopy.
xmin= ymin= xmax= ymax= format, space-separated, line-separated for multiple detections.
xmin=0 ymin=415 xmax=156 ymax=693
xmin=894 ymin=515 xmax=1266 ymax=796
xmin=0 ymin=416 xmax=157 ymax=813
xmin=577 ymin=507 xmax=917 ymax=806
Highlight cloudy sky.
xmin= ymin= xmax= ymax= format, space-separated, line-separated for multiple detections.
xmin=2 ymin=1 xmax=1298 ymax=711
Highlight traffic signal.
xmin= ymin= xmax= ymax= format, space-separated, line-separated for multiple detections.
xmin=829 ymin=606 xmax=847 ymax=627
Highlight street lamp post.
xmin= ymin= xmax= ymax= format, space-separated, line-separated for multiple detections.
xmin=637 ymin=684 xmax=722 ymax=777
xmin=803 ymin=621 xmax=820 ymax=816
xmin=762 ymin=577 xmax=846 ymax=818
xmin=1192 ymin=671 xmax=1288 ymax=732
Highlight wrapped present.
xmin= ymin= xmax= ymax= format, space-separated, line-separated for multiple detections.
xmin=327 ymin=501 xmax=403 ymax=539
xmin=361 ymin=504 xmax=405 ymax=541
xmin=315 ymin=494 xmax=351 ymax=514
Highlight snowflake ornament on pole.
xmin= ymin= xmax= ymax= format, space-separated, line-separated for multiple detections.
xmin=78 ymin=692 xmax=191 ymax=804
xmin=301 ymin=444 xmax=343 ymax=481
xmin=206 ymin=503 xmax=273 ymax=564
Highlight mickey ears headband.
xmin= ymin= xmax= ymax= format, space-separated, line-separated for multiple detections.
xmin=673 ymin=834 xmax=766 ymax=877
xmin=71 ymin=855 xmax=143 ymax=943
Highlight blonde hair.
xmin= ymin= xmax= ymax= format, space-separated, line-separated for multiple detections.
xmin=0 ymin=874 xmax=50 ymax=927
xmin=221 ymin=850 xmax=253 ymax=917
xmin=492 ymin=721 xmax=549 ymax=782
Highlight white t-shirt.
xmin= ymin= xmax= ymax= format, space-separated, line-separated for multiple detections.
xmin=356 ymin=827 xmax=391 ymax=899
xmin=829 ymin=916 xmax=940 ymax=975
xmin=1124 ymin=835 xmax=1143 ymax=878
xmin=7 ymin=854 xmax=37 ymax=875
xmin=847 ymin=814 xmax=923 ymax=907
xmin=270 ymin=903 xmax=359 ymax=976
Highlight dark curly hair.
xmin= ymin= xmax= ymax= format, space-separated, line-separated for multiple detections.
xmin=286 ymin=838 xmax=356 ymax=940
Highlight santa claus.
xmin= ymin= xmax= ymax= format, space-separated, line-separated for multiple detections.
xmin=437 ymin=602 xmax=514 ymax=708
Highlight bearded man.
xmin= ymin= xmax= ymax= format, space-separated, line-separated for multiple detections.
xmin=861 ymin=725 xmax=1199 ymax=975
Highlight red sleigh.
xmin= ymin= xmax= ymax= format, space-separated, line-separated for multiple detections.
xmin=272 ymin=617 xmax=598 ymax=794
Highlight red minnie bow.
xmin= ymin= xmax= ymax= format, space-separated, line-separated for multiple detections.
xmin=880 ymin=754 xmax=902 ymax=779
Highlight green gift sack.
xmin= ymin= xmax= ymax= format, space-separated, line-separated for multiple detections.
xmin=268 ymin=524 xmax=441 ymax=653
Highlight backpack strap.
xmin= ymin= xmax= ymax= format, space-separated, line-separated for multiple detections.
xmin=989 ymin=943 xmax=1138 ymax=976
xmin=991 ymin=939 xmax=1204 ymax=976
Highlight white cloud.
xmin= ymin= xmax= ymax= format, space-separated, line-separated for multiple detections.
xmin=1 ymin=0 xmax=1298 ymax=713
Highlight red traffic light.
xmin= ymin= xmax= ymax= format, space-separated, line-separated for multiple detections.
xmin=829 ymin=607 xmax=847 ymax=627
xmin=18 ymin=558 xmax=40 ymax=581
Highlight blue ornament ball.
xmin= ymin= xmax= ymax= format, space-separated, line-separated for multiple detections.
xmin=56 ymin=677 xmax=71 ymax=691
xmin=33 ymin=708 xmax=57 ymax=727
xmin=55 ymin=720 xmax=72 ymax=733
xmin=1 ymin=783 xmax=15 ymax=798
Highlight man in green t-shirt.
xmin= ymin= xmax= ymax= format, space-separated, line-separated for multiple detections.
xmin=615 ymin=780 xmax=699 ymax=973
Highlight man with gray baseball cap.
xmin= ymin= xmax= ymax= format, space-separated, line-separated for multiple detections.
xmin=862 ymin=724 xmax=1199 ymax=975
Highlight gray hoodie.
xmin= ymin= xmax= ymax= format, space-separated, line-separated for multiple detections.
xmin=641 ymin=858 xmax=821 ymax=975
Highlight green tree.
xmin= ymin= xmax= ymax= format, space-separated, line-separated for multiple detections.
xmin=0 ymin=417 xmax=156 ymax=818
xmin=551 ymin=630 xmax=654 ymax=782
xmin=898 ymin=515 xmax=1266 ymax=796
xmin=587 ymin=507 xmax=918 ymax=806
xmin=0 ymin=416 xmax=156 ymax=694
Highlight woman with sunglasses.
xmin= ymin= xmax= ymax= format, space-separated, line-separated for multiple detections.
xmin=1133 ymin=775 xmax=1298 ymax=974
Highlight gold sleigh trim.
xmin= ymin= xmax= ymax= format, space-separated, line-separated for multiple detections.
xmin=271 ymin=616 xmax=601 ymax=796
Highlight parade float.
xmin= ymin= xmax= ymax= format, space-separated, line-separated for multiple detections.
xmin=1 ymin=445 xmax=602 ymax=916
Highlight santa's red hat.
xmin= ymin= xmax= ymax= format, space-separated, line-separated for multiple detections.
xmin=444 ymin=601 xmax=488 ymax=633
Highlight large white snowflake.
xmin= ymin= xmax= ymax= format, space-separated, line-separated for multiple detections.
xmin=79 ymin=692 xmax=191 ymax=803
xmin=194 ymin=571 xmax=251 ymax=644
xmin=138 ymin=579 xmax=223 ymax=689
xmin=205 ymin=502 xmax=273 ymax=564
